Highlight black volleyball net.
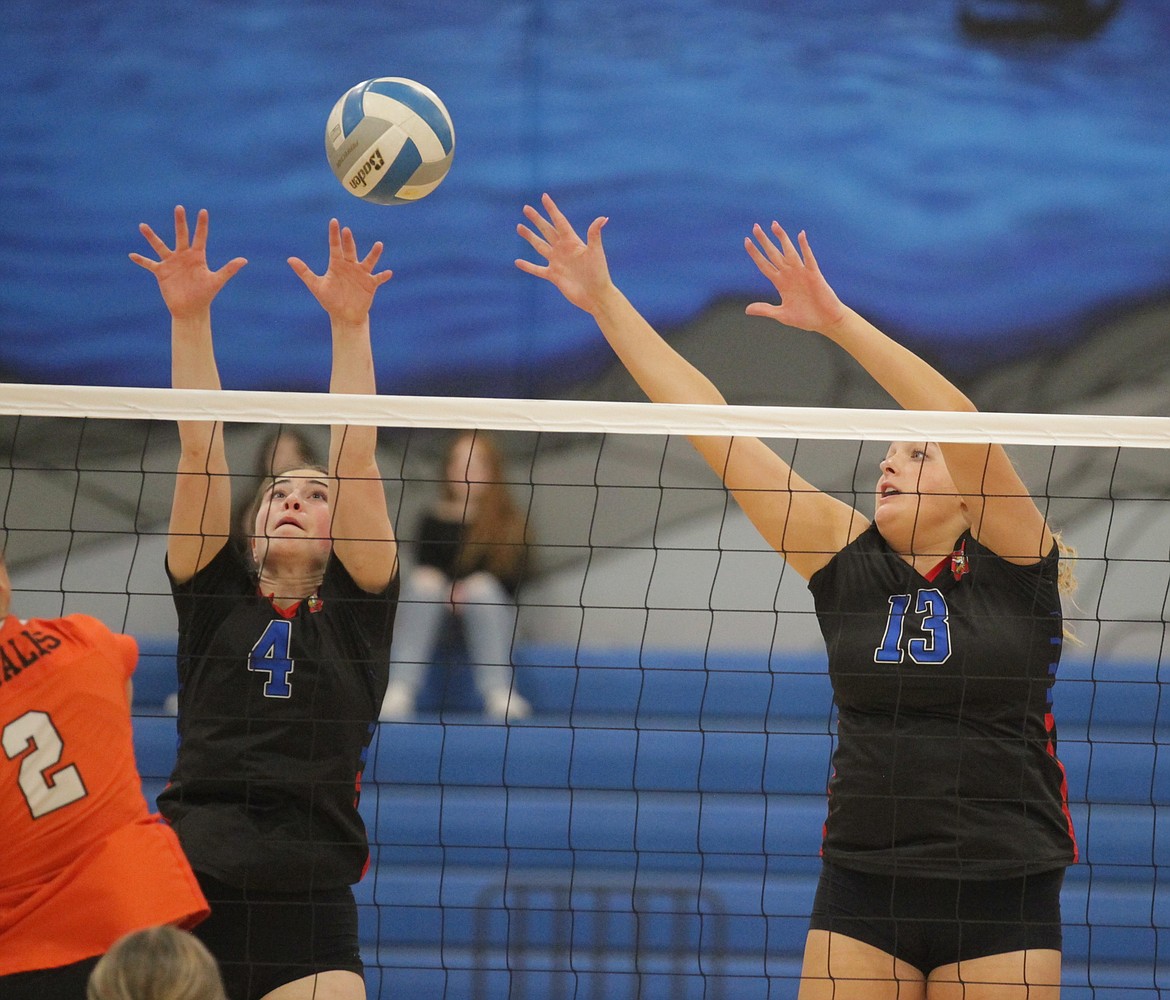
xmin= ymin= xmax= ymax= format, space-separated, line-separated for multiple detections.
xmin=2 ymin=385 xmax=1167 ymax=999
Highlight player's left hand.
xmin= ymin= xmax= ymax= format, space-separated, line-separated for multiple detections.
xmin=515 ymin=193 xmax=613 ymax=315
xmin=743 ymin=223 xmax=848 ymax=335
xmin=288 ymin=218 xmax=392 ymax=324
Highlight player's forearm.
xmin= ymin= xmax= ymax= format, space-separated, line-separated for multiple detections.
xmin=328 ymin=317 xmax=376 ymax=393
xmin=591 ymin=285 xmax=728 ymax=407
xmin=820 ymin=307 xmax=975 ymax=414
xmin=328 ymin=317 xmax=378 ymax=476
xmin=171 ymin=311 xmax=226 ymax=468
xmin=171 ymin=312 xmax=221 ymax=390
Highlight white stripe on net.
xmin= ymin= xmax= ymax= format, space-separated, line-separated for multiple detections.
xmin=3 ymin=382 xmax=1170 ymax=447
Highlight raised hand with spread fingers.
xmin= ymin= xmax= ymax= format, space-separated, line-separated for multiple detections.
xmin=129 ymin=205 xmax=247 ymax=320
xmin=742 ymin=222 xmax=848 ymax=335
xmin=515 ymin=193 xmax=612 ymax=313
xmin=288 ymin=217 xmax=392 ymax=327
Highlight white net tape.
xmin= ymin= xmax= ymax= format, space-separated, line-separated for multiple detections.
xmin=4 ymin=382 xmax=1170 ymax=446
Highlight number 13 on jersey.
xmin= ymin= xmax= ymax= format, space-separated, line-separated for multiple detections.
xmin=874 ymin=588 xmax=952 ymax=665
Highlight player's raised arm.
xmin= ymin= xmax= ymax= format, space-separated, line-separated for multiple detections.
xmin=288 ymin=219 xmax=397 ymax=593
xmin=744 ymin=222 xmax=1052 ymax=563
xmin=516 ymin=194 xmax=865 ymax=579
xmin=130 ymin=206 xmax=247 ymax=582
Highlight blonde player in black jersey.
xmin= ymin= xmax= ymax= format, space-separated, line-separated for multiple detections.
xmin=132 ymin=207 xmax=399 ymax=1000
xmin=517 ymin=194 xmax=1075 ymax=1000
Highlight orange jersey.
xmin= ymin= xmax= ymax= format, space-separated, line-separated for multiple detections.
xmin=0 ymin=613 xmax=208 ymax=975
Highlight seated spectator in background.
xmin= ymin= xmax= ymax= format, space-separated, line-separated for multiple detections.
xmin=380 ymin=431 xmax=533 ymax=722
xmin=88 ymin=925 xmax=227 ymax=1000
xmin=0 ymin=547 xmax=208 ymax=1000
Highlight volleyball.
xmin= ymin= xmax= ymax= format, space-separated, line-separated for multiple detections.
xmin=325 ymin=77 xmax=455 ymax=205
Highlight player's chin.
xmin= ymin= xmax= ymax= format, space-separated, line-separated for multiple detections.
xmin=265 ymin=534 xmax=330 ymax=563
xmin=873 ymin=499 xmax=912 ymax=537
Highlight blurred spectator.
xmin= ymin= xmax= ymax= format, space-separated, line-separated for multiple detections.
xmin=380 ymin=431 xmax=533 ymax=722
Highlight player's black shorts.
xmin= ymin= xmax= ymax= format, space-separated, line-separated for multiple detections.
xmin=0 ymin=957 xmax=99 ymax=1000
xmin=809 ymin=860 xmax=1064 ymax=973
xmin=192 ymin=871 xmax=363 ymax=1000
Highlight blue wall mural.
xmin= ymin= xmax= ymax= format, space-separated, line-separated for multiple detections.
xmin=1 ymin=0 xmax=1167 ymax=397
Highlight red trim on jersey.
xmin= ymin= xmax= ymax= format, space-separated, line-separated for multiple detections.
xmin=820 ymin=769 xmax=835 ymax=857
xmin=257 ymin=587 xmax=301 ymax=619
xmin=358 ymin=766 xmax=370 ymax=880
xmin=923 ymin=542 xmax=970 ymax=583
xmin=1044 ymin=711 xmax=1079 ymax=863
xmin=923 ymin=556 xmax=949 ymax=582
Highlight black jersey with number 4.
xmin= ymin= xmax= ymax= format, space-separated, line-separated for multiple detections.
xmin=808 ymin=524 xmax=1077 ymax=879
xmin=158 ymin=543 xmax=397 ymax=891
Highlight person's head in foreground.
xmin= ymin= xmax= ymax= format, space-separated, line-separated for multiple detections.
xmin=87 ymin=925 xmax=227 ymax=1000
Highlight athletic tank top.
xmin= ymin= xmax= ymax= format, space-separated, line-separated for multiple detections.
xmin=159 ymin=544 xmax=397 ymax=890
xmin=808 ymin=525 xmax=1076 ymax=878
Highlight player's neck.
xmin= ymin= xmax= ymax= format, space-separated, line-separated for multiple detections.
xmin=256 ymin=566 xmax=323 ymax=605
xmin=886 ymin=509 xmax=967 ymax=562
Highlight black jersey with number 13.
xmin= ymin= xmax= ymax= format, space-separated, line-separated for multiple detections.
xmin=809 ymin=525 xmax=1077 ymax=880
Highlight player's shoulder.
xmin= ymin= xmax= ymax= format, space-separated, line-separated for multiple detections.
xmin=807 ymin=525 xmax=893 ymax=601
xmin=816 ymin=522 xmax=887 ymax=570
xmin=50 ymin=612 xmax=114 ymax=637
xmin=31 ymin=613 xmax=137 ymax=656
xmin=965 ymin=530 xmax=1058 ymax=577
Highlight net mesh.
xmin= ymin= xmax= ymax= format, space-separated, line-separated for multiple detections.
xmin=2 ymin=386 xmax=1168 ymax=999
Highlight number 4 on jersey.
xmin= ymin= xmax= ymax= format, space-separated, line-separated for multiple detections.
xmin=249 ymin=619 xmax=295 ymax=698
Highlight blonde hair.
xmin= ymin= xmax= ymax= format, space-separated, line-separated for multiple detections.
xmin=87 ymin=926 xmax=226 ymax=1000
xmin=1053 ymin=530 xmax=1082 ymax=645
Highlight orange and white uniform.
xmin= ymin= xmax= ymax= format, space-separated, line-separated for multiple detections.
xmin=0 ymin=612 xmax=208 ymax=975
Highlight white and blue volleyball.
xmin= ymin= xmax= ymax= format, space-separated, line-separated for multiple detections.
xmin=325 ymin=77 xmax=455 ymax=205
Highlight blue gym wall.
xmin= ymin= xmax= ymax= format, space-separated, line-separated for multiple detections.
xmin=1 ymin=0 xmax=1168 ymax=397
